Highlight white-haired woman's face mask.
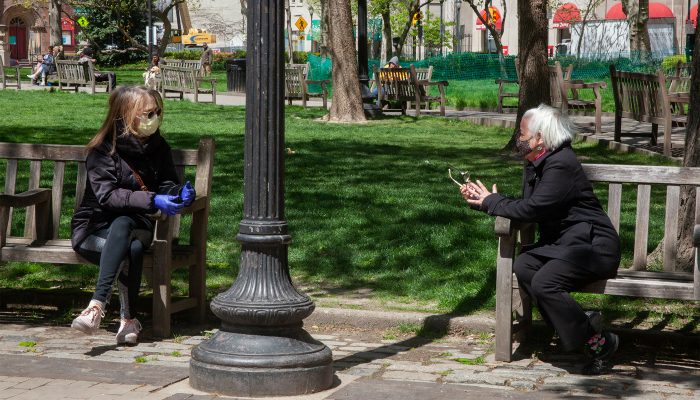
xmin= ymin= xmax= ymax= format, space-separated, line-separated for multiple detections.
xmin=517 ymin=118 xmax=544 ymax=160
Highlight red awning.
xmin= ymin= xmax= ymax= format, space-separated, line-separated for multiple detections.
xmin=553 ymin=2 xmax=581 ymax=29
xmin=605 ymin=2 xmax=674 ymax=20
xmin=476 ymin=6 xmax=503 ymax=31
xmin=690 ymin=4 xmax=698 ymax=27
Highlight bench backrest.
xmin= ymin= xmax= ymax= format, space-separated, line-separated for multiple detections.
xmin=0 ymin=139 xmax=214 ymax=242
xmin=414 ymin=66 xmax=433 ymax=82
xmin=285 ymin=65 xmax=306 ymax=98
xmin=582 ymin=164 xmax=700 ymax=274
xmin=547 ymin=61 xmax=575 ymax=109
xmin=162 ymin=59 xmax=201 ymax=77
xmin=287 ymin=63 xmax=309 ymax=79
xmin=374 ymin=65 xmax=422 ymax=101
xmin=668 ymin=61 xmax=692 ymax=95
xmin=56 ymin=60 xmax=92 ymax=84
xmin=161 ymin=66 xmax=198 ymax=91
xmin=609 ymin=65 xmax=670 ymax=125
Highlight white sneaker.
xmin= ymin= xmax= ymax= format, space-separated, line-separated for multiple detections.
xmin=71 ymin=301 xmax=104 ymax=335
xmin=116 ymin=318 xmax=142 ymax=344
xmin=26 ymin=74 xmax=33 ymax=79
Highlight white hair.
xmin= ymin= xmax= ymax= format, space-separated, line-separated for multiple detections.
xmin=522 ymin=104 xmax=576 ymax=150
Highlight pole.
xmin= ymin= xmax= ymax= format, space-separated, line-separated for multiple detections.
xmin=189 ymin=0 xmax=333 ymax=395
xmin=357 ymin=0 xmax=370 ymax=96
xmin=147 ymin=0 xmax=153 ymax=58
xmin=439 ymin=0 xmax=444 ymax=56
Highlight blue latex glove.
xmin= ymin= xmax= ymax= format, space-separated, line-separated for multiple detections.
xmin=179 ymin=181 xmax=196 ymax=206
xmin=154 ymin=194 xmax=184 ymax=216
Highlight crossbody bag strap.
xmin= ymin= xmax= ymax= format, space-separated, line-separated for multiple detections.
xmin=124 ymin=160 xmax=150 ymax=192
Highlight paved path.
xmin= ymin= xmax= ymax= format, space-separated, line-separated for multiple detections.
xmin=0 ymin=308 xmax=696 ymax=399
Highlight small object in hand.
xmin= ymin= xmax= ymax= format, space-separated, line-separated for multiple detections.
xmin=448 ymin=167 xmax=470 ymax=187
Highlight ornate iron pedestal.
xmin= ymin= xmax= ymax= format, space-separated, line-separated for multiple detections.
xmin=189 ymin=0 xmax=333 ymax=395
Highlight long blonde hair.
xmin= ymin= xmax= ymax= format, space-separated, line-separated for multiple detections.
xmin=86 ymin=86 xmax=164 ymax=154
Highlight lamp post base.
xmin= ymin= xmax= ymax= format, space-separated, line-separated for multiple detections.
xmin=190 ymin=327 xmax=334 ymax=397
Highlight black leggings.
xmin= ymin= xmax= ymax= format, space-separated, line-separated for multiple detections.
xmin=76 ymin=216 xmax=152 ymax=319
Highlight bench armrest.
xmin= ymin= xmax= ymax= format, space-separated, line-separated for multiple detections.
xmin=181 ymin=196 xmax=208 ymax=214
xmin=306 ymin=79 xmax=330 ymax=85
xmin=422 ymin=80 xmax=449 ymax=87
xmin=0 ymin=189 xmax=51 ymax=208
xmin=196 ymin=78 xmax=217 ymax=84
xmin=568 ymin=81 xmax=607 ymax=90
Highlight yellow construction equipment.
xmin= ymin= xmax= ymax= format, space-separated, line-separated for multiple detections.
xmin=171 ymin=28 xmax=217 ymax=45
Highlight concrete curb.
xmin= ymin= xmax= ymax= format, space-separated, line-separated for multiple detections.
xmin=306 ymin=307 xmax=496 ymax=335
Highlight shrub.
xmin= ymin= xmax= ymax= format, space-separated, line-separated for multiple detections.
xmin=661 ymin=54 xmax=687 ymax=74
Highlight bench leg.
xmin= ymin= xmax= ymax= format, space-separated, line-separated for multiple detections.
xmin=495 ymin=234 xmax=516 ymax=362
xmin=614 ymin=114 xmax=622 ymax=142
xmin=151 ymin=239 xmax=172 ymax=338
xmin=663 ymin=121 xmax=671 ymax=157
xmin=651 ymin=123 xmax=659 ymax=146
xmin=189 ymin=209 xmax=208 ymax=323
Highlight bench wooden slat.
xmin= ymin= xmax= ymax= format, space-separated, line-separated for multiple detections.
xmin=75 ymin=162 xmax=87 ymax=211
xmin=24 ymin=161 xmax=41 ymax=238
xmin=663 ymin=185 xmax=680 ymax=271
xmin=633 ymin=184 xmax=651 ymax=271
xmin=616 ymin=269 xmax=693 ymax=281
xmin=52 ymin=161 xmax=65 ymax=239
xmin=583 ymin=164 xmax=700 ymax=185
xmin=581 ymin=278 xmax=695 ymax=300
xmin=607 ymin=183 xmax=622 ymax=232
xmin=0 ymin=142 xmax=87 ymax=161
xmin=4 ymin=160 xmax=17 ymax=237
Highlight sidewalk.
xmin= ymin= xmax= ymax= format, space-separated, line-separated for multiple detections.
xmin=0 ymin=305 xmax=696 ymax=399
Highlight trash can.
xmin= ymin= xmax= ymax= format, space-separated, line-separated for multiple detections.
xmin=226 ymin=58 xmax=246 ymax=92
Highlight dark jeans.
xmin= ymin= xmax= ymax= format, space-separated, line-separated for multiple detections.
xmin=513 ymin=253 xmax=604 ymax=352
xmin=95 ymin=72 xmax=117 ymax=90
xmin=76 ymin=216 xmax=152 ymax=319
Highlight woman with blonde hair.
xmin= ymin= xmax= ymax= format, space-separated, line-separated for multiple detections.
xmin=70 ymin=86 xmax=195 ymax=344
xmin=461 ymin=104 xmax=621 ymax=374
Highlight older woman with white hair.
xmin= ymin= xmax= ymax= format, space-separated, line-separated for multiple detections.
xmin=461 ymin=104 xmax=621 ymax=374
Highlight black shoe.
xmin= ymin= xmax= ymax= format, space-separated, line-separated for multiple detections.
xmin=585 ymin=310 xmax=603 ymax=334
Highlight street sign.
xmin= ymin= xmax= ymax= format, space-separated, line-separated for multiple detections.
xmin=77 ymin=16 xmax=89 ymax=27
xmin=295 ymin=16 xmax=308 ymax=32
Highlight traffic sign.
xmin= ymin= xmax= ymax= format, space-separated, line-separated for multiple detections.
xmin=77 ymin=16 xmax=89 ymax=27
xmin=295 ymin=16 xmax=308 ymax=32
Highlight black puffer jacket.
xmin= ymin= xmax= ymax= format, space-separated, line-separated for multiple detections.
xmin=70 ymin=131 xmax=182 ymax=250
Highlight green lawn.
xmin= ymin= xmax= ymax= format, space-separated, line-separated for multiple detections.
xmin=0 ymin=89 xmax=696 ymax=329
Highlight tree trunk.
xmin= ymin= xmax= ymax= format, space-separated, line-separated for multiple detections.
xmin=504 ymin=0 xmax=550 ymax=150
xmin=621 ymin=0 xmax=651 ymax=62
xmin=49 ymin=0 xmax=62 ymax=46
xmin=380 ymin=11 xmax=392 ymax=65
xmin=320 ymin=0 xmax=330 ymax=58
xmin=649 ymin=17 xmax=700 ymax=272
xmin=326 ymin=0 xmax=366 ymax=123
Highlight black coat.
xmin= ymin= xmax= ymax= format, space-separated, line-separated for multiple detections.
xmin=70 ymin=131 xmax=182 ymax=250
xmin=481 ymin=142 xmax=621 ymax=278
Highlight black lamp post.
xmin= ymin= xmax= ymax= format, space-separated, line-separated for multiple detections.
xmin=357 ymin=0 xmax=373 ymax=101
xmin=188 ymin=0 xmax=334 ymax=396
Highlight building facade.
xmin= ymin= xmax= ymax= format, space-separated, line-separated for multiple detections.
xmin=0 ymin=2 xmax=78 ymax=65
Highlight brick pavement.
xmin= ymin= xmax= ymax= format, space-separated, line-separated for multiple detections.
xmin=0 ymin=312 xmax=696 ymax=399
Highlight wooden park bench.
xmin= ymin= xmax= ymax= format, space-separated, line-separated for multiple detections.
xmin=549 ymin=61 xmax=605 ymax=134
xmin=161 ymin=65 xmax=217 ymax=104
xmin=284 ymin=63 xmax=329 ymax=109
xmin=494 ymin=163 xmax=700 ymax=361
xmin=373 ymin=65 xmax=449 ymax=117
xmin=496 ymin=60 xmax=520 ymax=114
xmin=56 ymin=59 xmax=113 ymax=94
xmin=609 ymin=65 xmax=686 ymax=157
xmin=0 ymin=138 xmax=215 ymax=337
xmin=0 ymin=56 xmax=21 ymax=90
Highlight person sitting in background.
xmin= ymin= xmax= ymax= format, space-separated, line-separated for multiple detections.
xmin=371 ymin=56 xmax=400 ymax=98
xmin=78 ymin=47 xmax=117 ymax=91
xmin=27 ymin=45 xmax=54 ymax=85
